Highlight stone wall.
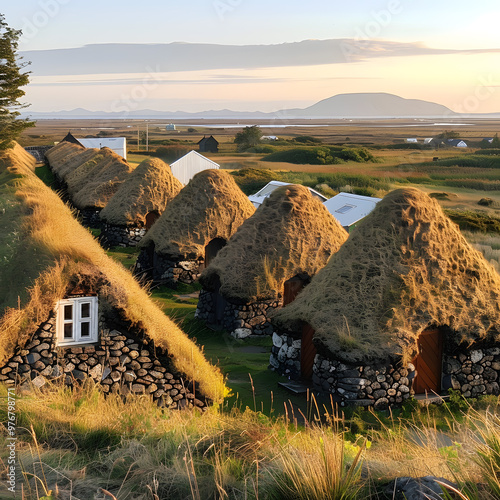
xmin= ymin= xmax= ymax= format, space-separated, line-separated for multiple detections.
xmin=135 ymin=248 xmax=204 ymax=286
xmin=270 ymin=332 xmax=500 ymax=408
xmin=196 ymin=289 xmax=281 ymax=338
xmin=442 ymin=347 xmax=500 ymax=397
xmin=0 ymin=310 xmax=206 ymax=409
xmin=100 ymin=223 xmax=146 ymax=248
xmin=269 ymin=331 xmax=414 ymax=409
xmin=269 ymin=332 xmax=301 ymax=379
xmin=25 ymin=146 xmax=53 ymax=162
xmin=79 ymin=208 xmax=102 ymax=229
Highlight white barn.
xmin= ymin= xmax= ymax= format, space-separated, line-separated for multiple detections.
xmin=77 ymin=137 xmax=127 ymax=160
xmin=170 ymin=150 xmax=220 ymax=186
xmin=323 ymin=192 xmax=382 ymax=232
xmin=248 ymin=181 xmax=327 ymax=209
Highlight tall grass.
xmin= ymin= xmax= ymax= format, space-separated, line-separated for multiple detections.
xmin=5 ymin=382 xmax=500 ymax=499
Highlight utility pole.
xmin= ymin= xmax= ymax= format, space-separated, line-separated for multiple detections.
xmin=146 ymin=122 xmax=149 ymax=152
xmin=137 ymin=126 xmax=140 ymax=151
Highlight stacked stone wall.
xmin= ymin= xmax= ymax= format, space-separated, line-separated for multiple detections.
xmin=100 ymin=223 xmax=146 ymax=248
xmin=196 ymin=290 xmax=281 ymax=338
xmin=270 ymin=332 xmax=500 ymax=408
xmin=0 ymin=312 xmax=206 ymax=409
xmin=135 ymin=249 xmax=204 ymax=286
xmin=442 ymin=348 xmax=500 ymax=397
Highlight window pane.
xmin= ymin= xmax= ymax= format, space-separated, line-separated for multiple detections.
xmin=64 ymin=304 xmax=73 ymax=320
xmin=64 ymin=323 xmax=73 ymax=339
xmin=81 ymin=302 xmax=90 ymax=318
xmin=80 ymin=322 xmax=90 ymax=337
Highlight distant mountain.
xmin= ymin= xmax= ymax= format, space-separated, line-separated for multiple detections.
xmin=25 ymin=93 xmax=500 ymax=120
xmin=282 ymin=93 xmax=456 ymax=118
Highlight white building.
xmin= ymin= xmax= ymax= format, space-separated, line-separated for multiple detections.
xmin=323 ymin=192 xmax=382 ymax=232
xmin=405 ymin=138 xmax=418 ymax=143
xmin=248 ymin=181 xmax=327 ymax=209
xmin=77 ymin=137 xmax=127 ymax=160
xmin=170 ymin=150 xmax=220 ymax=186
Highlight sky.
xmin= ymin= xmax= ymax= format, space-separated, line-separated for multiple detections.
xmin=3 ymin=0 xmax=500 ymax=114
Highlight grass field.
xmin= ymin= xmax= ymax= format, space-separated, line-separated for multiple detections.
xmin=8 ymin=119 xmax=500 ymax=498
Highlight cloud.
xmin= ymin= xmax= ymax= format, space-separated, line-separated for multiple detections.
xmin=22 ymin=39 xmax=500 ymax=77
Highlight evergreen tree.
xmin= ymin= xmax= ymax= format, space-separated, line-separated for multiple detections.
xmin=0 ymin=14 xmax=34 ymax=150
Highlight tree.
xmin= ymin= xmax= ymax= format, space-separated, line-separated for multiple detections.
xmin=234 ymin=125 xmax=262 ymax=152
xmin=0 ymin=14 xmax=34 ymax=150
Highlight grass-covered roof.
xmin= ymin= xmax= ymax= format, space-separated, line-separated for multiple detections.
xmin=46 ymin=142 xmax=134 ymax=209
xmin=273 ymin=188 xmax=500 ymax=364
xmin=0 ymin=144 xmax=224 ymax=402
xmin=99 ymin=158 xmax=182 ymax=227
xmin=141 ymin=169 xmax=255 ymax=260
xmin=200 ymin=184 xmax=348 ymax=302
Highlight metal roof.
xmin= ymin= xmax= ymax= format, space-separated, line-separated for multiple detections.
xmin=323 ymin=192 xmax=382 ymax=228
xmin=248 ymin=181 xmax=327 ymax=208
xmin=170 ymin=150 xmax=220 ymax=185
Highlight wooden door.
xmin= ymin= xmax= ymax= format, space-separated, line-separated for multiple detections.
xmin=301 ymin=323 xmax=317 ymax=380
xmin=145 ymin=211 xmax=160 ymax=231
xmin=411 ymin=328 xmax=443 ymax=394
xmin=204 ymin=238 xmax=226 ymax=268
xmin=283 ymin=275 xmax=308 ymax=306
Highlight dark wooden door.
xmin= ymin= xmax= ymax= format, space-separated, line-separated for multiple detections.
xmin=283 ymin=275 xmax=308 ymax=306
xmin=412 ymin=328 xmax=443 ymax=394
xmin=204 ymin=238 xmax=226 ymax=268
xmin=301 ymin=323 xmax=317 ymax=380
xmin=145 ymin=211 xmax=160 ymax=230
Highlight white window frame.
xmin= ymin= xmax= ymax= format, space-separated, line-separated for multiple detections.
xmin=56 ymin=296 xmax=99 ymax=346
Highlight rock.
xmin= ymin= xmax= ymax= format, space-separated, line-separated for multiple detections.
xmin=27 ymin=352 xmax=41 ymax=364
xmin=232 ymin=328 xmax=252 ymax=339
xmin=385 ymin=476 xmax=457 ymax=500
xmin=471 ymin=350 xmax=483 ymax=363
xmin=373 ymin=397 xmax=389 ymax=410
xmin=101 ymin=367 xmax=112 ymax=380
xmin=272 ymin=332 xmax=283 ymax=349
xmin=31 ymin=375 xmax=46 ymax=388
xmin=89 ymin=364 xmax=102 ymax=380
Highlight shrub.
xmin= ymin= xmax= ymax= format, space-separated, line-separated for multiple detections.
xmin=151 ymin=145 xmax=191 ymax=163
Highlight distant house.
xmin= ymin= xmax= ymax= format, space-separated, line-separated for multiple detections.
xmin=77 ymin=137 xmax=127 ymax=160
xmin=248 ymin=181 xmax=327 ymax=209
xmin=170 ymin=150 xmax=220 ymax=185
xmin=262 ymin=135 xmax=279 ymax=141
xmin=61 ymin=131 xmax=83 ymax=146
xmin=447 ymin=139 xmax=468 ymax=148
xmin=323 ymin=192 xmax=382 ymax=232
xmin=405 ymin=138 xmax=418 ymax=143
xmin=424 ymin=138 xmax=434 ymax=145
xmin=165 ymin=123 xmax=176 ymax=131
xmin=198 ymin=135 xmax=219 ymax=153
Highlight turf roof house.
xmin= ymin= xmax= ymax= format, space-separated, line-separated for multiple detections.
xmin=136 ymin=169 xmax=255 ymax=286
xmin=99 ymin=158 xmax=182 ymax=247
xmin=271 ymin=188 xmax=500 ymax=408
xmin=196 ymin=185 xmax=348 ymax=338
xmin=45 ymin=141 xmax=133 ymax=227
xmin=0 ymin=144 xmax=224 ymax=408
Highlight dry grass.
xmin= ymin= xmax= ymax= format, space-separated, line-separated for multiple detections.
xmin=99 ymin=157 xmax=182 ymax=227
xmin=0 ymin=144 xmax=225 ymax=403
xmin=141 ymin=169 xmax=255 ymax=260
xmin=200 ymin=184 xmax=348 ymax=302
xmin=274 ymin=187 xmax=500 ymax=364
xmin=46 ymin=142 xmax=134 ymax=209
xmin=5 ymin=381 xmax=500 ymax=500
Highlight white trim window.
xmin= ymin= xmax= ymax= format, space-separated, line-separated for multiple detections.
xmin=56 ymin=297 xmax=99 ymax=346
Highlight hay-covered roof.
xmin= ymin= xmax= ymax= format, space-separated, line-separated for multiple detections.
xmin=200 ymin=184 xmax=349 ymax=302
xmin=46 ymin=143 xmax=134 ymax=209
xmin=0 ymin=144 xmax=224 ymax=402
xmin=141 ymin=169 xmax=255 ymax=259
xmin=273 ymin=187 xmax=500 ymax=364
xmin=99 ymin=158 xmax=182 ymax=226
